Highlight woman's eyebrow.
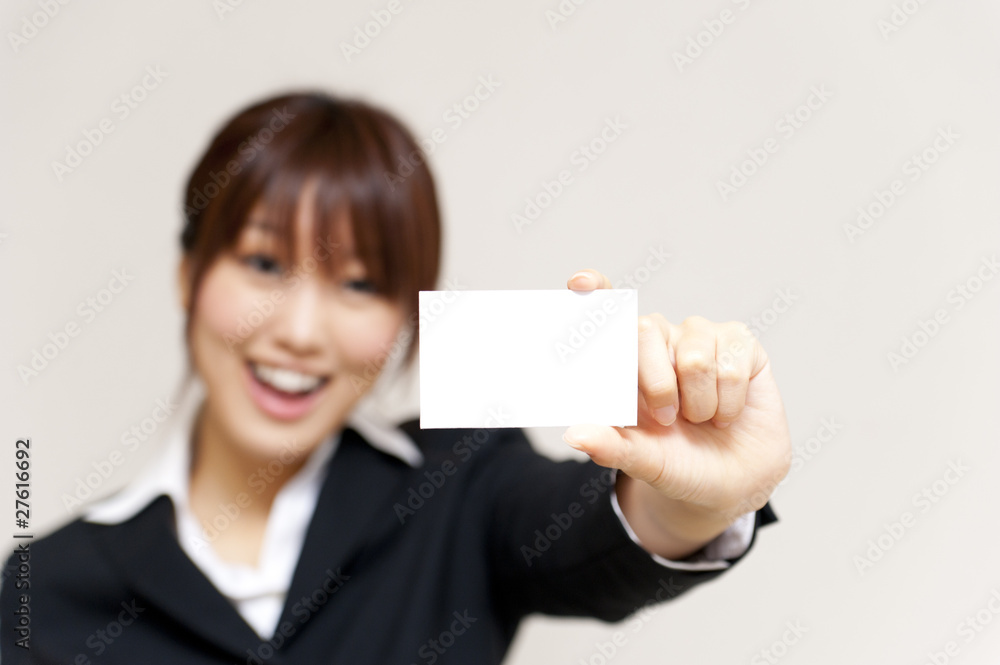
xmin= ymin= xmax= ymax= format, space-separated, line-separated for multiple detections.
xmin=244 ymin=214 xmax=360 ymax=259
xmin=246 ymin=219 xmax=279 ymax=234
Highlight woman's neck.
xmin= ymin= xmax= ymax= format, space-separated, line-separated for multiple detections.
xmin=187 ymin=401 xmax=307 ymax=567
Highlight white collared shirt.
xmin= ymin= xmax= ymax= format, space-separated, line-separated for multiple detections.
xmin=83 ymin=376 xmax=754 ymax=639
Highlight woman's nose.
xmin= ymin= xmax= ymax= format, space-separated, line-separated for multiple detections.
xmin=270 ymin=276 xmax=327 ymax=355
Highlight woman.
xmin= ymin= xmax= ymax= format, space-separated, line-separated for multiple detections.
xmin=1 ymin=91 xmax=790 ymax=663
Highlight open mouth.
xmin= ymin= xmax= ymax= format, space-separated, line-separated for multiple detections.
xmin=245 ymin=361 xmax=332 ymax=421
xmin=250 ymin=362 xmax=329 ymax=395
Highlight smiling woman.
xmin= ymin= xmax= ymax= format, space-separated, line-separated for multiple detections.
xmin=1 ymin=90 xmax=782 ymax=664
xmin=183 ymin=178 xmax=418 ymax=566
xmin=173 ymin=95 xmax=443 ymax=571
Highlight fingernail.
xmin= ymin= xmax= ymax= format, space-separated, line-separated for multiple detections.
xmin=653 ymin=405 xmax=677 ymax=426
xmin=562 ymin=431 xmax=585 ymax=450
xmin=570 ymin=271 xmax=591 ymax=288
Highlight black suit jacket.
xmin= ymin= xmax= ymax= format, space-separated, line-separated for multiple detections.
xmin=1 ymin=421 xmax=776 ymax=664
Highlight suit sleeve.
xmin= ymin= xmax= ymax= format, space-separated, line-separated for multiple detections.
xmin=482 ymin=428 xmax=777 ymax=623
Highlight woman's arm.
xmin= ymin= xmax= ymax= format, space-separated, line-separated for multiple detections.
xmin=482 ymin=428 xmax=768 ymax=622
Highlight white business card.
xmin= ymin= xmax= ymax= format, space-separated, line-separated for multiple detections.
xmin=419 ymin=289 xmax=637 ymax=428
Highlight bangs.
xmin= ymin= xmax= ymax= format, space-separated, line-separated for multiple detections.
xmin=245 ymin=144 xmax=395 ymax=301
xmin=220 ymin=101 xmax=422 ymax=305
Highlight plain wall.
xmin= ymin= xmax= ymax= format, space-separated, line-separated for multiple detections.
xmin=2 ymin=0 xmax=999 ymax=662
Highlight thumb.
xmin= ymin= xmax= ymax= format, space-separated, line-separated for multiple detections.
xmin=563 ymin=425 xmax=665 ymax=486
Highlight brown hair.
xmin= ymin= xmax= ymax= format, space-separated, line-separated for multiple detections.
xmin=179 ymin=91 xmax=441 ymax=367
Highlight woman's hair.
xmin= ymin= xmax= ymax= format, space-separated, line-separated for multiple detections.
xmin=179 ymin=91 xmax=442 ymax=368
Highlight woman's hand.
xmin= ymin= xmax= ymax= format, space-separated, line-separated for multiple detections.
xmin=564 ymin=269 xmax=792 ymax=559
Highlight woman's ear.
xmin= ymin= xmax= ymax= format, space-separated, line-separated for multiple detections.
xmin=178 ymin=255 xmax=192 ymax=312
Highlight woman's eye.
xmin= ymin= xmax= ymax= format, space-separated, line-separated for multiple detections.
xmin=345 ymin=279 xmax=378 ymax=294
xmin=242 ymin=254 xmax=283 ymax=275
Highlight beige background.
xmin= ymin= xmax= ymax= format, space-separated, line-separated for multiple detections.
xmin=2 ymin=0 xmax=1000 ymax=662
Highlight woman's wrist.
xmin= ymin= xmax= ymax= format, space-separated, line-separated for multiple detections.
xmin=616 ymin=472 xmax=735 ymax=561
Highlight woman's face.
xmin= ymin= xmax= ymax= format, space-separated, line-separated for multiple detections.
xmin=183 ymin=180 xmax=405 ymax=464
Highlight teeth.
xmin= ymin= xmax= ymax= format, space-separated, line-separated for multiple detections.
xmin=251 ymin=363 xmax=324 ymax=394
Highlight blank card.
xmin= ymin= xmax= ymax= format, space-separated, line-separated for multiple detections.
xmin=418 ymin=289 xmax=637 ymax=428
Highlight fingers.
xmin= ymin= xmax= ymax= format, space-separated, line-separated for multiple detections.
xmin=674 ymin=316 xmax=719 ymax=425
xmin=712 ymin=322 xmax=757 ymax=428
xmin=574 ymin=289 xmax=762 ymax=430
xmin=638 ymin=316 xmax=678 ymax=426
xmin=567 ymin=269 xmax=612 ymax=292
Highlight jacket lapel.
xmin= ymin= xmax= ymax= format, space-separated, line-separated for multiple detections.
xmin=92 ymin=425 xmax=414 ymax=655
xmin=96 ymin=495 xmax=263 ymax=656
xmin=275 ymin=425 xmax=413 ymax=633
